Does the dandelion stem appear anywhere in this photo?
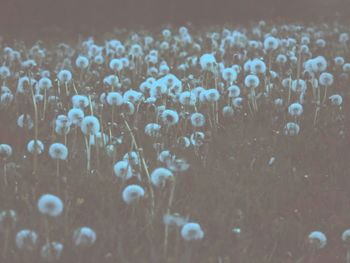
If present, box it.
[164,178,176,259]
[2,228,9,261]
[84,136,91,173]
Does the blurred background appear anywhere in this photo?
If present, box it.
[0,0,349,35]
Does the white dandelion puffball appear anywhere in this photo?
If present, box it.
[291,79,306,93]
[342,229,350,244]
[17,114,34,130]
[0,210,17,231]
[81,116,100,135]
[15,229,38,251]
[284,122,300,136]
[72,95,89,108]
[222,105,234,117]
[163,213,188,227]
[244,74,260,89]
[161,109,179,126]
[106,92,123,106]
[27,140,45,155]
[308,231,327,249]
[151,167,173,187]
[329,94,343,106]
[205,89,220,102]
[49,143,68,160]
[75,55,89,69]
[319,72,334,86]
[227,85,240,98]
[57,69,72,83]
[0,144,13,158]
[190,112,206,128]
[144,123,162,137]
[123,151,140,166]
[68,108,85,125]
[264,36,279,51]
[122,184,145,204]
[190,131,205,146]
[288,103,303,117]
[113,160,133,180]
[109,58,123,71]
[73,227,97,248]
[181,222,205,241]
[199,53,216,71]
[222,68,237,83]
[37,194,64,217]
[40,242,64,262]
[38,77,53,90]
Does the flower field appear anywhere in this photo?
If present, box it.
[1,22,350,262]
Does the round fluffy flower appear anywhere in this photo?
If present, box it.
[179,91,196,106]
[57,70,72,83]
[72,95,89,108]
[73,227,97,248]
[122,184,145,204]
[342,229,350,244]
[40,242,64,262]
[49,143,68,160]
[199,53,216,71]
[163,213,188,227]
[311,56,327,72]
[0,66,10,79]
[222,105,234,117]
[251,59,266,75]
[158,150,172,163]
[0,144,13,158]
[0,210,17,231]
[144,123,162,137]
[38,77,53,91]
[75,55,89,69]
[103,75,120,88]
[106,92,123,106]
[1,92,14,106]
[123,89,142,104]
[81,116,100,135]
[113,160,133,180]
[329,94,343,106]
[37,194,63,217]
[17,114,34,130]
[319,72,334,86]
[308,231,327,249]
[68,108,84,125]
[244,74,260,89]
[288,103,303,117]
[161,109,179,126]
[232,97,243,108]
[291,79,306,93]
[27,140,45,155]
[190,112,205,128]
[123,151,140,166]
[151,167,173,187]
[222,68,237,83]
[15,229,38,251]
[109,58,123,71]
[190,131,205,146]
[227,85,240,98]
[181,222,205,241]
[334,56,344,66]
[205,89,220,102]
[264,36,279,51]
[284,122,300,136]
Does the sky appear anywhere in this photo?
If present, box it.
[0,0,348,33]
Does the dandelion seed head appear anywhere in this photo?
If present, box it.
[37,194,63,217]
